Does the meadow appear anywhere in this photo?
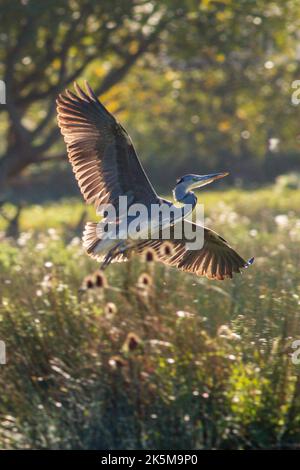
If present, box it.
[0,186,300,449]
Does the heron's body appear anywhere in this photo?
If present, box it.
[57,82,253,280]
[84,194,196,266]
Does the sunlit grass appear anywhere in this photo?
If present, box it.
[0,187,299,232]
[0,187,300,449]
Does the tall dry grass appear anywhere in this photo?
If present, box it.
[0,187,300,449]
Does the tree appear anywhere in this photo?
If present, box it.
[1,0,300,194]
[0,0,182,191]
[117,0,300,186]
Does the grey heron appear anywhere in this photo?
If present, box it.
[57,82,253,280]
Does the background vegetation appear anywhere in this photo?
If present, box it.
[0,0,300,450]
[1,188,300,449]
[1,0,300,197]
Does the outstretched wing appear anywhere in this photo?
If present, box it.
[136,221,248,280]
[56,82,159,211]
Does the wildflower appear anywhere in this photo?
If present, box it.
[228,354,236,361]
[108,355,127,370]
[217,325,232,338]
[231,333,241,341]
[56,283,67,292]
[94,271,108,289]
[48,228,59,240]
[217,325,241,341]
[122,332,142,352]
[41,274,52,292]
[249,229,258,237]
[17,232,32,247]
[176,310,194,319]
[149,339,172,348]
[275,214,289,229]
[268,137,280,152]
[166,358,175,364]
[36,243,45,251]
[68,237,81,247]
[104,302,117,316]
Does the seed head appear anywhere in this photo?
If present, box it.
[123,332,142,352]
[137,273,152,288]
[105,302,117,316]
[160,242,173,257]
[94,271,108,289]
[144,248,156,263]
[83,275,94,289]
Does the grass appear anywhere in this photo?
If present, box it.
[0,187,300,449]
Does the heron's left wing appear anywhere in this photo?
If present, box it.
[135,222,248,280]
[56,82,159,212]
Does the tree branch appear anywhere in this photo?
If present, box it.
[97,16,170,95]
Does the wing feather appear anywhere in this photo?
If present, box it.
[135,221,247,280]
[57,81,159,211]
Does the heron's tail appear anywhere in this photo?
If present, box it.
[82,222,128,265]
[82,222,102,258]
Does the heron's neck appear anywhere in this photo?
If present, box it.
[173,185,197,207]
[167,186,197,226]
[172,187,197,223]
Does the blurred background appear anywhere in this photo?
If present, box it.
[0,0,300,450]
[1,0,300,200]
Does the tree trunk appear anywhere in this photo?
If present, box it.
[0,146,37,192]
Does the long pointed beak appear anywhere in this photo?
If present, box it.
[200,172,229,182]
[212,171,229,181]
[192,172,229,189]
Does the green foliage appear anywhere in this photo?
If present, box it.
[0,0,181,187]
[1,0,300,191]
[0,188,300,449]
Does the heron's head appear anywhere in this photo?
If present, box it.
[176,172,229,192]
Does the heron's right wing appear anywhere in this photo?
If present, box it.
[136,221,248,280]
[57,82,159,212]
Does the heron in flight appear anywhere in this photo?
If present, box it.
[57,82,253,280]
